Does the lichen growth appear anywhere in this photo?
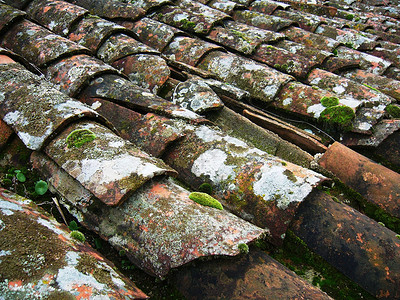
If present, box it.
[238,243,249,254]
[385,104,400,118]
[319,105,355,130]
[189,192,223,210]
[70,230,85,242]
[320,96,339,107]
[66,129,96,148]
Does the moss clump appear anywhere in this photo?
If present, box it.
[320,96,339,107]
[66,129,96,148]
[198,183,213,195]
[385,104,400,118]
[346,14,354,20]
[332,49,338,56]
[189,192,223,210]
[238,243,249,254]
[363,83,380,93]
[70,230,86,242]
[319,105,355,130]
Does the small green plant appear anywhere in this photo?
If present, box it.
[320,96,339,107]
[70,230,85,242]
[68,220,79,231]
[15,170,26,183]
[189,192,223,210]
[396,235,400,240]
[238,243,249,254]
[198,183,213,195]
[35,180,48,195]
[378,222,385,227]
[319,105,355,131]
[363,84,380,93]
[346,14,354,20]
[66,129,96,148]
[385,104,400,118]
[332,49,338,56]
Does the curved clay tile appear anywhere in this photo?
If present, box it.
[207,20,285,55]
[26,0,88,36]
[0,3,26,35]
[0,63,104,150]
[0,188,149,299]
[163,36,223,66]
[31,151,266,277]
[45,54,120,97]
[249,0,291,15]
[69,0,145,20]
[198,51,293,102]
[130,17,183,52]
[1,19,89,68]
[68,16,131,53]
[322,56,361,73]
[273,9,326,32]
[232,10,295,32]
[208,0,245,14]
[1,0,31,9]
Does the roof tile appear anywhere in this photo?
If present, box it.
[232,9,294,32]
[208,0,245,14]
[249,0,291,15]
[0,3,26,35]
[273,9,325,32]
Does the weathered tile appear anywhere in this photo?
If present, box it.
[385,66,400,81]
[320,142,400,218]
[232,10,294,32]
[0,188,149,299]
[164,36,222,66]
[202,78,251,102]
[171,248,333,299]
[178,0,230,22]
[118,0,170,13]
[288,1,337,17]
[45,54,120,97]
[112,54,170,94]
[0,3,25,35]
[79,74,206,122]
[45,120,176,206]
[0,63,102,150]
[69,0,145,20]
[249,0,291,15]
[198,51,293,102]
[163,123,326,245]
[1,19,89,68]
[207,21,284,55]
[172,79,224,113]
[26,0,88,36]
[208,0,245,14]
[273,9,325,32]
[1,0,31,9]
[32,152,266,277]
[281,26,340,52]
[97,33,158,64]
[0,119,13,150]
[342,69,400,102]
[130,17,182,52]
[291,190,400,299]
[322,56,360,73]
[68,16,129,53]
[252,44,317,79]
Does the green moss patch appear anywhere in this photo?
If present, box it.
[385,104,400,118]
[319,105,355,130]
[189,192,223,210]
[66,129,96,148]
[320,96,339,107]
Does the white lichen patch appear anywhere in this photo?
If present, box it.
[253,163,323,210]
[37,218,66,236]
[0,219,5,231]
[307,103,326,118]
[56,266,105,292]
[0,199,23,216]
[171,108,199,120]
[192,149,236,182]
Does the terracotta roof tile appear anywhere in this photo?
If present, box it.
[273,9,326,32]
[249,0,291,15]
[0,3,25,35]
[208,0,245,14]
[232,9,295,32]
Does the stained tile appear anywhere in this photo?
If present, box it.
[232,9,294,32]
[0,3,25,34]
[249,0,291,15]
[273,9,325,32]
[208,0,245,14]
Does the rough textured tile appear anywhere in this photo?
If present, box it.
[120,0,170,12]
[163,36,222,66]
[163,123,326,245]
[0,119,13,150]
[97,33,158,64]
[369,46,400,69]
[112,54,169,94]
[288,1,337,17]
[208,0,245,14]
[319,142,400,219]
[68,16,128,53]
[1,20,89,68]
[249,0,291,15]
[79,74,206,122]
[232,10,294,32]
[0,63,102,150]
[172,79,224,113]
[1,0,31,9]
[171,248,333,299]
[178,0,230,23]
[0,3,25,35]
[45,120,176,206]
[130,17,182,52]
[0,188,148,299]
[207,21,284,55]
[198,51,293,102]
[69,0,145,20]
[322,56,360,73]
[26,0,88,36]
[281,26,340,52]
[273,9,325,32]
[45,54,120,97]
[202,78,251,102]
[252,44,317,79]
[342,69,400,102]
[291,190,400,299]
[32,152,266,277]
